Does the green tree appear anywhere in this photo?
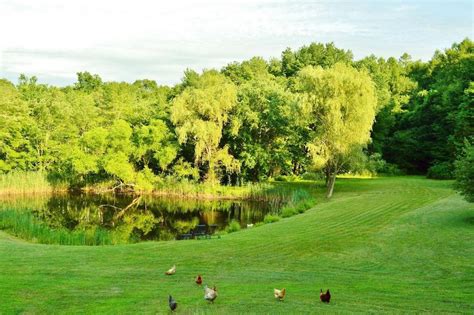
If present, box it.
[294,63,377,198]
[171,70,239,183]
[74,72,103,92]
[133,119,178,171]
[0,79,33,172]
[226,76,299,181]
[282,42,353,77]
[384,39,474,174]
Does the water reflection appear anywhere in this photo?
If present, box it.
[0,193,279,242]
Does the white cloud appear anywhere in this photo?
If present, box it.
[0,0,472,85]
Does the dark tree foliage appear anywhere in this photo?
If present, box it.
[382,39,474,175]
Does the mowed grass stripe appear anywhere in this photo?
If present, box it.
[0,177,472,313]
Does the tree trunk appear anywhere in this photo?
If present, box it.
[325,167,330,186]
[326,172,336,198]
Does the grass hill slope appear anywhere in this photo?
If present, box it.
[0,177,473,313]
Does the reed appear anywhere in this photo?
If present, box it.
[152,180,272,200]
[0,209,115,245]
[0,171,62,195]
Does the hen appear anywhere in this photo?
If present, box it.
[274,288,286,301]
[204,285,218,303]
[320,289,331,303]
[196,275,203,286]
[168,295,177,311]
[165,265,176,275]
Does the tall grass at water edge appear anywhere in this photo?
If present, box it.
[0,171,62,195]
[0,209,116,245]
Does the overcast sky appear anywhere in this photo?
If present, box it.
[0,0,472,86]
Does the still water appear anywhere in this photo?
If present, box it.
[0,193,282,242]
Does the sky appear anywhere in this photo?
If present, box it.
[0,0,472,86]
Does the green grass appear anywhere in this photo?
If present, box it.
[0,171,54,195]
[0,177,472,313]
[0,209,116,245]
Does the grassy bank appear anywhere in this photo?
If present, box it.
[0,177,473,313]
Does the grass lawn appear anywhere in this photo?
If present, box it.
[0,177,473,313]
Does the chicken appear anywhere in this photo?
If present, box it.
[274,288,286,301]
[165,265,176,275]
[204,285,218,303]
[196,275,203,286]
[168,295,177,311]
[320,289,331,303]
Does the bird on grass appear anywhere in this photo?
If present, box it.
[195,275,203,286]
[204,285,218,303]
[165,265,176,275]
[274,288,286,301]
[320,289,331,303]
[168,295,177,311]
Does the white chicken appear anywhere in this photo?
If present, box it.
[204,285,218,303]
[165,265,176,275]
[274,288,286,301]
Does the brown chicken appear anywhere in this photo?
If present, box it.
[274,288,286,301]
[195,275,203,286]
[320,289,331,303]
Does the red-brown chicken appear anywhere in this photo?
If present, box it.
[195,275,202,286]
[320,289,331,303]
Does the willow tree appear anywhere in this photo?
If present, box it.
[171,70,240,183]
[294,63,377,198]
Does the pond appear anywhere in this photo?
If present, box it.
[0,193,284,243]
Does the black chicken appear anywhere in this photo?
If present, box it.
[169,295,177,311]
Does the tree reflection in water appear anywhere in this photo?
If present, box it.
[0,193,280,243]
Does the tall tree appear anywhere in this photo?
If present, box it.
[294,63,377,197]
[171,70,240,183]
[282,42,353,77]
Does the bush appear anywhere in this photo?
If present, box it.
[263,214,280,224]
[365,153,402,176]
[225,220,241,233]
[427,162,454,179]
[301,172,323,181]
[454,141,474,202]
[274,174,301,182]
[281,206,298,218]
[381,163,403,176]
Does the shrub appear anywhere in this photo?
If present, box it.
[274,174,301,182]
[281,206,297,218]
[225,220,241,233]
[427,161,454,179]
[366,153,402,176]
[301,172,323,181]
[263,214,280,224]
[381,163,403,176]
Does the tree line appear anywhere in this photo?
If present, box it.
[0,39,472,198]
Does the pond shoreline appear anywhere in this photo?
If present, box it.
[0,189,265,201]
